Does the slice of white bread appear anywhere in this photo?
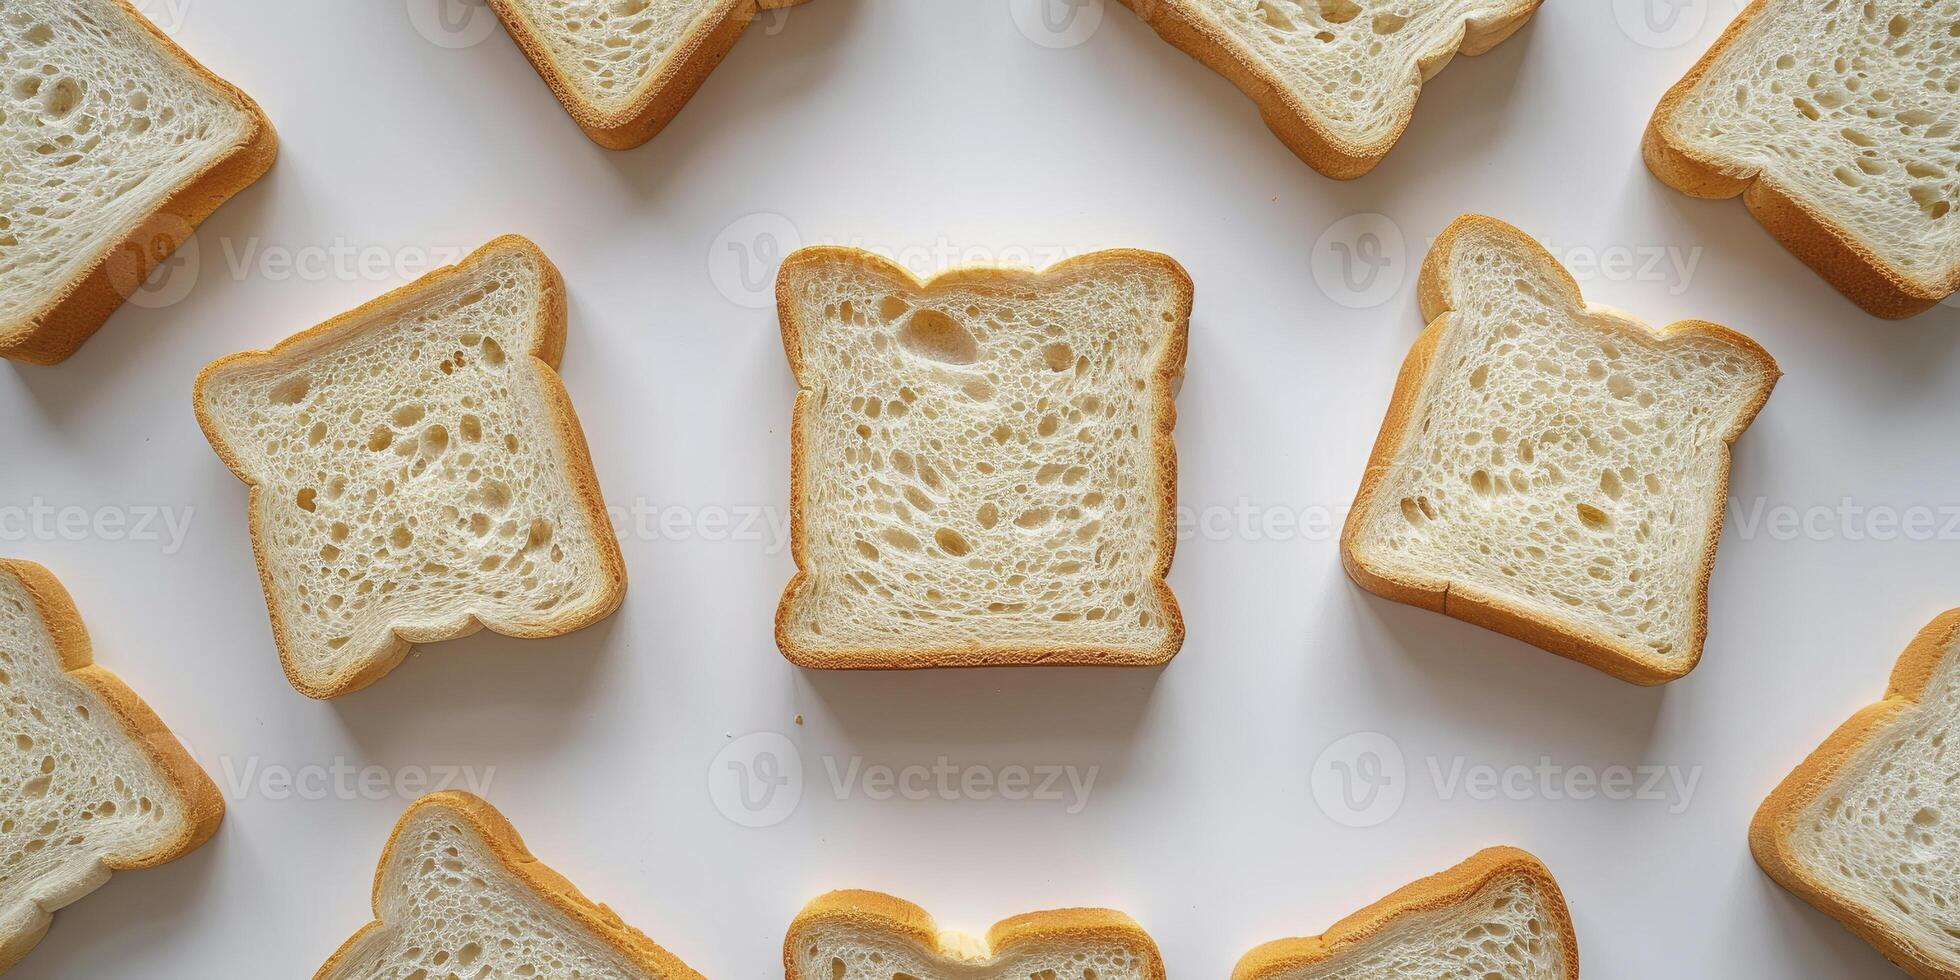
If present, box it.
[1115,0,1542,179]
[1232,847,1578,980]
[785,890,1165,980]
[1753,609,1960,978]
[315,791,704,980]
[1340,214,1779,684]
[0,0,276,364]
[486,0,811,150]
[193,236,625,699]
[1645,0,1960,318]
[774,247,1190,669]
[0,559,222,972]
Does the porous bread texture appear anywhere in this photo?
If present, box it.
[1232,847,1577,980]
[488,0,811,150]
[774,247,1189,669]
[1341,214,1778,685]
[0,559,221,972]
[1646,0,1960,318]
[785,890,1166,980]
[316,791,703,980]
[0,0,274,364]
[194,236,625,699]
[1115,0,1542,178]
[1753,609,1960,978]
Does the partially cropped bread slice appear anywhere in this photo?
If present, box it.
[0,0,276,364]
[194,236,625,699]
[1233,847,1577,980]
[1645,0,1960,318]
[1341,214,1778,685]
[786,890,1165,980]
[0,559,222,972]
[775,247,1190,669]
[1116,0,1542,178]
[486,0,811,150]
[1753,609,1960,978]
[316,791,703,980]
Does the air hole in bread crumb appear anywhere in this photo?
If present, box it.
[898,309,980,364]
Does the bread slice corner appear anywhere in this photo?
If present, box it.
[1232,846,1577,980]
[1751,609,1960,977]
[786,889,1165,980]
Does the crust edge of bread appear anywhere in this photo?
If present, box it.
[313,790,706,980]
[1642,0,1959,320]
[783,889,1167,980]
[0,558,224,972]
[1339,213,1780,686]
[771,245,1191,670]
[190,235,627,700]
[486,0,813,151]
[0,0,279,366]
[1749,608,1960,979]
[1230,845,1578,980]
[1112,0,1544,180]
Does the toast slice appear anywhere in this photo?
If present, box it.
[1340,214,1778,684]
[194,236,625,699]
[0,0,276,364]
[486,0,811,150]
[1115,0,1542,179]
[1645,0,1960,318]
[1752,609,1960,978]
[774,247,1190,669]
[1233,847,1577,980]
[0,559,223,972]
[785,890,1165,980]
[315,791,704,980]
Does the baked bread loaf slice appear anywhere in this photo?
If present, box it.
[1645,0,1960,318]
[1115,0,1542,178]
[486,0,811,150]
[315,791,704,980]
[1340,214,1778,684]
[774,247,1190,669]
[1233,847,1577,980]
[1753,609,1960,978]
[0,559,222,972]
[785,890,1165,980]
[0,0,276,364]
[194,236,625,699]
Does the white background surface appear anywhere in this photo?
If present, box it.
[4,0,1958,976]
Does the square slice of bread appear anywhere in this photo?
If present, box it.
[0,0,276,364]
[1232,847,1578,980]
[1752,609,1960,978]
[785,890,1165,980]
[0,559,222,972]
[487,0,811,150]
[315,791,704,980]
[1645,0,1960,318]
[1340,214,1779,684]
[774,247,1190,669]
[194,236,626,699]
[1116,0,1542,178]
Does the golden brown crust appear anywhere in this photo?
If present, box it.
[1643,0,1956,319]
[1340,213,1779,685]
[487,0,813,151]
[1232,846,1578,979]
[313,791,703,980]
[0,0,278,365]
[772,246,1189,670]
[1750,609,1960,979]
[783,889,1166,980]
[0,559,224,971]
[191,235,627,699]
[1112,0,1542,179]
